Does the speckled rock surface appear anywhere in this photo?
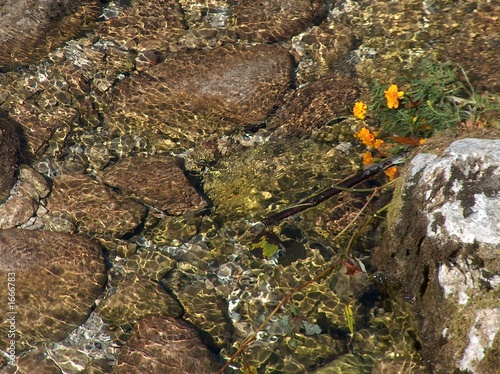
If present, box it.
[97,275,182,327]
[0,117,20,204]
[102,43,293,151]
[96,0,186,53]
[102,155,206,214]
[111,315,221,374]
[229,0,326,42]
[0,229,106,350]
[0,0,101,70]
[271,73,360,137]
[46,173,146,238]
[373,138,500,374]
[97,251,181,327]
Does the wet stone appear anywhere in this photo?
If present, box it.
[0,117,20,204]
[102,155,206,215]
[0,0,101,70]
[96,0,186,53]
[174,280,231,349]
[126,250,176,282]
[229,0,326,43]
[18,165,51,199]
[46,173,146,238]
[290,21,356,85]
[0,196,37,229]
[271,74,360,137]
[112,315,221,374]
[97,275,182,327]
[103,44,293,151]
[0,229,106,350]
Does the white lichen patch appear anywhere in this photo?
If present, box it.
[430,193,500,244]
[438,257,479,305]
[410,139,500,245]
[459,308,500,372]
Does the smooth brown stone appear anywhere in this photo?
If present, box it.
[230,0,326,42]
[103,44,293,150]
[112,315,220,374]
[46,173,146,238]
[0,229,106,350]
[0,0,101,69]
[102,156,206,215]
[271,74,360,137]
[0,117,20,203]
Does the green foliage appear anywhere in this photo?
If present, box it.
[251,235,280,258]
[344,304,355,335]
[370,57,500,138]
[242,365,258,374]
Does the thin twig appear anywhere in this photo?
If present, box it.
[261,154,406,227]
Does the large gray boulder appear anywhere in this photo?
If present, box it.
[374,138,500,374]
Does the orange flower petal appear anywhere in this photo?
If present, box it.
[385,84,404,109]
[353,101,368,120]
[383,166,398,181]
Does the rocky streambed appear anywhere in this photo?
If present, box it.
[0,1,499,373]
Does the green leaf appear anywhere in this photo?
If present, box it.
[242,365,258,374]
[251,236,280,258]
[344,304,355,335]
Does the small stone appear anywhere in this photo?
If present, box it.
[46,173,147,238]
[102,156,206,215]
[97,276,182,326]
[112,315,221,373]
[0,229,106,350]
[0,196,37,229]
[0,117,20,204]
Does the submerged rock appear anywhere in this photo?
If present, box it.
[271,74,360,137]
[374,138,500,373]
[0,0,101,70]
[46,173,146,238]
[0,117,20,204]
[0,229,106,351]
[102,155,206,215]
[112,315,221,373]
[96,0,186,52]
[103,44,293,151]
[229,0,326,42]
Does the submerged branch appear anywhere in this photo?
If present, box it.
[261,153,406,227]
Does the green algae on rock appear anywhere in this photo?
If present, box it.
[0,229,106,351]
[204,136,363,223]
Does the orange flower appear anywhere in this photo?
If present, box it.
[353,101,368,120]
[355,127,384,149]
[385,84,404,109]
[384,166,398,180]
[362,151,374,165]
[419,138,427,145]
